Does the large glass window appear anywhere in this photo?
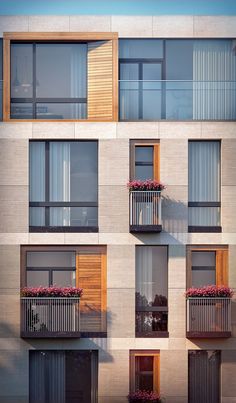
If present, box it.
[136,246,168,336]
[0,39,3,120]
[188,141,221,232]
[29,141,98,231]
[119,39,236,121]
[188,351,220,403]
[11,43,87,119]
[29,350,98,403]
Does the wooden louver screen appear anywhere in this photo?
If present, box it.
[88,40,113,120]
[76,253,106,332]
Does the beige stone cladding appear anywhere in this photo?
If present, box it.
[0,14,236,402]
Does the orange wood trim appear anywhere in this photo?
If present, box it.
[188,245,228,251]
[153,355,160,394]
[153,144,160,181]
[3,38,10,121]
[130,351,160,394]
[3,32,118,41]
[186,246,192,289]
[112,37,118,121]
[216,249,228,286]
[101,252,107,332]
[4,118,115,123]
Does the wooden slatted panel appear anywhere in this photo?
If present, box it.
[216,249,228,286]
[88,40,113,120]
[76,253,106,332]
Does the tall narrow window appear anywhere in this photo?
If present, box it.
[29,141,98,231]
[188,350,220,403]
[188,141,221,232]
[130,350,160,394]
[136,246,168,337]
[29,350,98,403]
[130,140,160,181]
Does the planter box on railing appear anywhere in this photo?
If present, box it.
[186,297,232,338]
[21,297,80,338]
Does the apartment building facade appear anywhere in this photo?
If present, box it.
[0,13,236,403]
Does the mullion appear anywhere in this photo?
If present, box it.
[32,43,36,118]
[45,142,50,227]
[139,62,143,120]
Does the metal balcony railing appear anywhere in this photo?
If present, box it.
[129,190,162,232]
[119,80,236,121]
[21,297,80,338]
[186,297,231,338]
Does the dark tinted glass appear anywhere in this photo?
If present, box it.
[135,165,153,180]
[135,146,153,163]
[36,103,86,119]
[36,44,87,98]
[66,351,93,403]
[10,103,33,119]
[27,251,75,267]
[166,40,193,80]
[0,39,2,80]
[192,251,216,287]
[11,44,33,98]
[119,39,163,59]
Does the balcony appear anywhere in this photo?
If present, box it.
[119,80,236,121]
[21,297,80,338]
[186,297,231,338]
[129,190,162,233]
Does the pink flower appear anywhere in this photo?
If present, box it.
[185,285,234,298]
[127,390,162,402]
[127,179,166,192]
[21,286,83,298]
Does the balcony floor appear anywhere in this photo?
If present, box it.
[130,224,162,233]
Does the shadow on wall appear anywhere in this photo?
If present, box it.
[162,195,188,234]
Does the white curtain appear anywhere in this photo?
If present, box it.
[50,142,70,226]
[189,141,220,226]
[136,246,153,307]
[120,63,139,120]
[193,40,236,120]
[29,142,45,226]
[70,44,87,119]
[29,351,65,403]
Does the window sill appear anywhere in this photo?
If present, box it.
[29,226,99,233]
[188,226,222,233]
[136,331,169,338]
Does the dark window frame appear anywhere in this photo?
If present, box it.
[10,41,87,119]
[135,245,169,338]
[188,140,221,233]
[29,139,98,233]
[129,350,160,394]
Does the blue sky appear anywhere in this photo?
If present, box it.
[0,0,236,15]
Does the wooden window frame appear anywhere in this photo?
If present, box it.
[3,32,118,122]
[21,245,107,336]
[186,245,228,289]
[129,350,160,394]
[130,140,160,181]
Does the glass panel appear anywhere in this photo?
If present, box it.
[27,252,75,268]
[136,311,168,333]
[136,246,168,308]
[166,40,193,80]
[36,103,87,119]
[138,356,153,372]
[142,89,162,120]
[189,207,220,226]
[135,147,153,163]
[52,270,76,287]
[143,63,161,81]
[119,64,139,120]
[120,63,139,80]
[192,270,216,287]
[135,165,153,181]
[50,141,98,204]
[29,207,45,226]
[10,103,33,119]
[192,251,215,267]
[29,142,45,202]
[0,40,2,121]
[36,44,87,98]
[11,44,33,98]
[27,270,49,287]
[50,207,98,227]
[189,141,220,202]
[66,351,93,403]
[166,81,193,120]
[119,39,163,59]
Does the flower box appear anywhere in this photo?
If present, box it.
[127,180,166,192]
[21,286,83,298]
[127,390,162,403]
[185,285,233,299]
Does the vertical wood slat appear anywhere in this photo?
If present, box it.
[153,144,160,181]
[88,40,114,121]
[216,249,228,286]
[76,253,106,332]
[3,38,10,121]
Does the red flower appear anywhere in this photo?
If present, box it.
[127,179,166,192]
[21,286,83,298]
[185,285,233,298]
[127,390,162,402]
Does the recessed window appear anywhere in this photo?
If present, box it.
[188,141,221,232]
[29,141,98,232]
[130,140,160,181]
[130,350,160,394]
[136,246,168,337]
[11,43,87,119]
